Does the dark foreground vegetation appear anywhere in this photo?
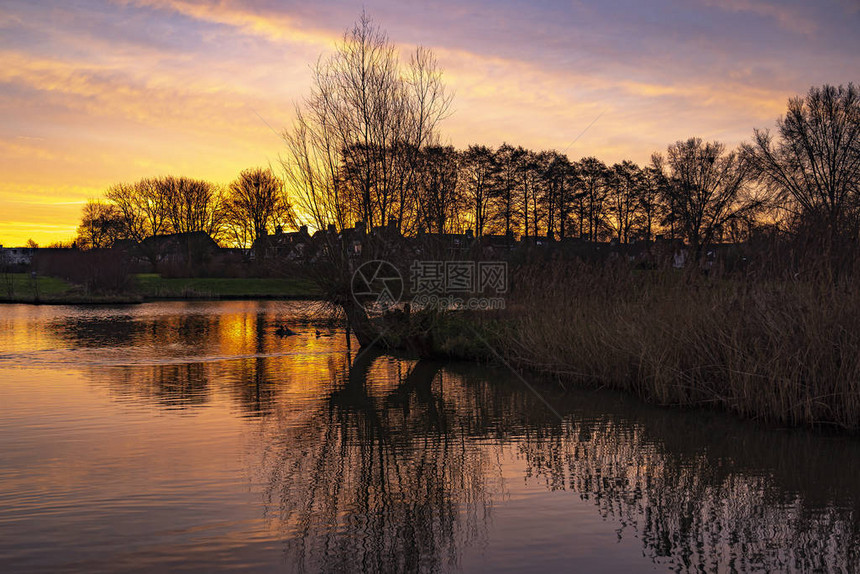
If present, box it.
[505,263,860,431]
[367,246,860,431]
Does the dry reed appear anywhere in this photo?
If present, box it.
[501,261,860,430]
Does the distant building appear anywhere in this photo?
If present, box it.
[251,225,313,260]
[0,246,34,267]
[139,231,221,273]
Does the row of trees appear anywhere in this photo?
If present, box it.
[76,138,763,261]
[378,140,762,255]
[278,14,859,262]
[76,168,292,250]
[77,13,858,271]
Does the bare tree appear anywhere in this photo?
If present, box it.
[224,167,292,249]
[461,145,496,237]
[158,176,225,239]
[280,13,452,343]
[541,151,573,239]
[654,138,761,257]
[283,12,451,234]
[416,146,461,233]
[106,178,169,242]
[744,84,860,255]
[491,144,525,235]
[396,46,452,232]
[639,165,668,241]
[76,200,124,249]
[606,161,645,243]
[575,157,610,240]
[518,150,545,238]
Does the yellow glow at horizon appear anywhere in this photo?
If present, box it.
[0,4,803,247]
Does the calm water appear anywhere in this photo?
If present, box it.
[1,302,859,573]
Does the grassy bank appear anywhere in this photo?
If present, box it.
[0,273,322,303]
[133,274,321,299]
[0,274,127,304]
[489,263,860,431]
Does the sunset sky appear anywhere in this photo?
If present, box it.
[1,0,858,246]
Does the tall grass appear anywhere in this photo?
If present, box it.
[503,261,860,430]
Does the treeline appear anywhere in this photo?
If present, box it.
[362,139,757,251]
[77,168,292,250]
[285,83,859,265]
[279,14,860,268]
[77,11,859,276]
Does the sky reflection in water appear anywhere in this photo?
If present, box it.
[0,301,858,573]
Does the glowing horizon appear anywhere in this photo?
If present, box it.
[1,0,857,246]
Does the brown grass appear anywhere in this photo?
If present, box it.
[502,261,860,430]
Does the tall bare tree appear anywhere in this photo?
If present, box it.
[416,146,461,234]
[639,165,668,241]
[492,144,525,235]
[607,161,644,243]
[541,151,573,239]
[744,84,860,253]
[575,157,610,240]
[518,150,545,238]
[654,138,761,257]
[283,12,451,234]
[461,145,496,237]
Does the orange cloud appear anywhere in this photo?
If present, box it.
[124,0,340,47]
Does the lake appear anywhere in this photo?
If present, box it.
[1,301,858,572]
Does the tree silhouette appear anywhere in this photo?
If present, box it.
[745,83,860,267]
[653,138,761,257]
[224,167,292,250]
[282,12,451,234]
[76,200,124,249]
[606,160,645,243]
[461,145,496,237]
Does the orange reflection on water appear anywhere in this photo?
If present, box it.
[3,301,860,573]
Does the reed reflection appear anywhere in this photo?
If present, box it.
[38,304,860,572]
[259,355,860,573]
[516,414,860,572]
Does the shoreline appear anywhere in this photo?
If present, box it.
[0,293,325,305]
[0,273,323,305]
[4,279,859,435]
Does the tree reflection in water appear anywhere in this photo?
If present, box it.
[46,305,860,572]
[257,353,860,573]
[257,350,504,573]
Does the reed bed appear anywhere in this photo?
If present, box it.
[500,262,860,430]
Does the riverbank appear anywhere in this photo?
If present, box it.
[0,273,323,304]
[411,264,860,432]
[504,264,860,431]
[5,266,860,432]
